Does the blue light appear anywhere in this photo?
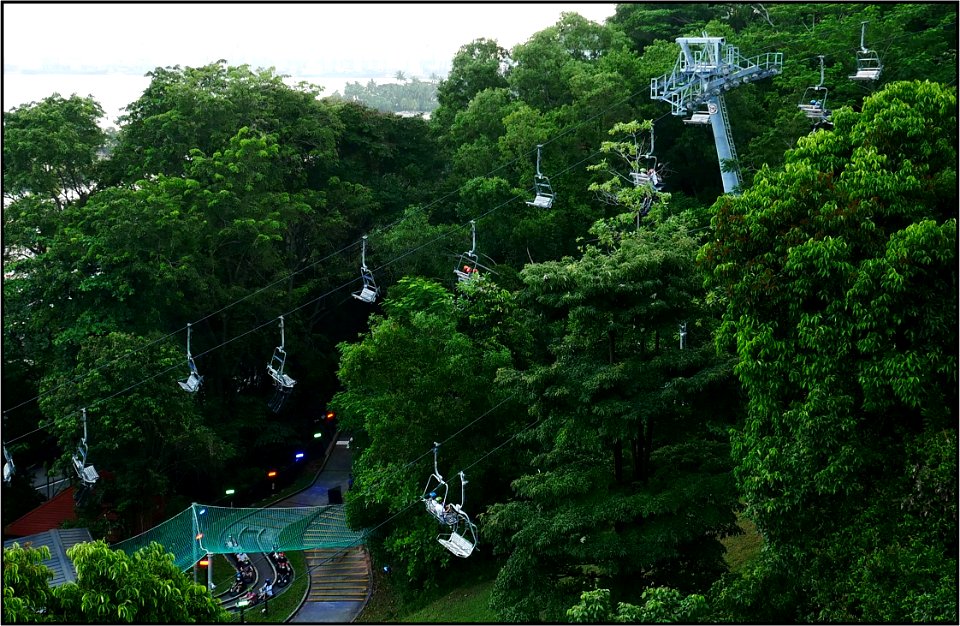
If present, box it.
[198,508,207,515]
[295,452,305,460]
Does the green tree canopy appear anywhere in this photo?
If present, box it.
[2,541,229,623]
[483,209,741,621]
[701,80,957,622]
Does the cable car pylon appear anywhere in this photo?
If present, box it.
[651,34,783,194]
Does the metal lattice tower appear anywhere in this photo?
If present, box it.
[651,35,783,194]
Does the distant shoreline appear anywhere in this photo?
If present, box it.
[4,72,441,128]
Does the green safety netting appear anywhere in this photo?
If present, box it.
[111,504,366,571]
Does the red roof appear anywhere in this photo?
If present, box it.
[4,486,77,538]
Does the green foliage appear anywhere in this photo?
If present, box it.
[3,94,106,210]
[335,77,438,113]
[38,331,232,537]
[3,541,228,623]
[433,38,511,132]
[567,586,710,623]
[3,9,957,625]
[3,543,56,623]
[484,211,741,621]
[701,80,957,622]
[108,62,341,185]
[333,277,523,597]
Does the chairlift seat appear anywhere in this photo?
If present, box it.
[353,285,379,303]
[267,350,296,389]
[353,267,379,303]
[73,454,99,486]
[849,68,881,81]
[438,529,476,558]
[527,193,554,209]
[454,268,477,282]
[80,464,99,485]
[267,365,296,389]
[684,112,712,125]
[631,171,651,186]
[850,50,881,81]
[455,254,479,282]
[798,103,824,116]
[178,371,203,393]
[526,175,555,208]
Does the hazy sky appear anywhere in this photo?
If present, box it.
[3,3,618,75]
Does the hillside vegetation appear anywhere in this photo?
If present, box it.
[3,3,956,623]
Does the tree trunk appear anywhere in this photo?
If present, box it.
[631,436,642,482]
[643,419,654,479]
[613,439,623,484]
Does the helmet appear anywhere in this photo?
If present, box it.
[266,578,272,584]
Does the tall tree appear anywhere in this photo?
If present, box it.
[433,38,511,133]
[332,276,527,594]
[484,211,740,621]
[3,94,106,260]
[701,80,957,622]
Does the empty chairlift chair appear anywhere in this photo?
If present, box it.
[683,103,713,125]
[849,21,882,81]
[526,144,555,209]
[178,322,203,393]
[266,316,296,412]
[3,444,15,484]
[71,409,100,502]
[352,236,380,303]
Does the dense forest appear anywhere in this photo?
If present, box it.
[332,74,440,113]
[2,3,956,623]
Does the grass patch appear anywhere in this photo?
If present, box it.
[404,579,498,623]
[357,562,499,623]
[721,511,763,573]
[212,553,236,590]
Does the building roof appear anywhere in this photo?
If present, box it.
[4,485,77,538]
[3,528,93,587]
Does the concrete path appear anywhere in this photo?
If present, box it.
[275,438,371,623]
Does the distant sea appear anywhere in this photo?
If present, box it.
[4,73,404,127]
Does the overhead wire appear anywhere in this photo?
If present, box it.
[2,139,605,445]
[295,412,541,580]
[9,11,952,441]
[3,75,657,422]
[0,19,848,421]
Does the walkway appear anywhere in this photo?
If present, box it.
[276,438,371,623]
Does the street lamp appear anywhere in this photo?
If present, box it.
[225,488,235,508]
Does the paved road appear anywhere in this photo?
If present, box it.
[279,440,352,508]
[277,438,369,623]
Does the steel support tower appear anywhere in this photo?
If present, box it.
[651,36,783,194]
